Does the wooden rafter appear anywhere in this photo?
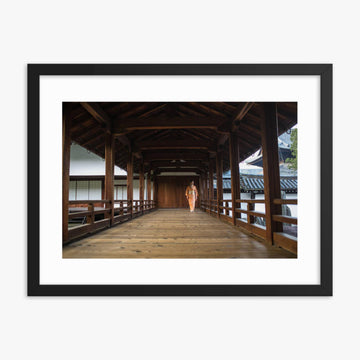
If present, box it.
[156,167,201,173]
[189,102,228,119]
[136,136,217,151]
[150,160,207,168]
[137,103,168,119]
[80,102,111,133]
[81,102,131,149]
[217,102,256,133]
[143,151,209,161]
[112,116,221,133]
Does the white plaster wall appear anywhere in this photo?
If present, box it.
[286,193,298,218]
[70,143,126,176]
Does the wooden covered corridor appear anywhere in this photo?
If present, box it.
[63,101,298,258]
[63,209,295,258]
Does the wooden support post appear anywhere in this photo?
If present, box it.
[203,171,208,210]
[87,203,95,224]
[101,179,105,201]
[261,102,283,244]
[209,160,214,212]
[139,160,144,214]
[248,191,255,224]
[127,152,134,218]
[105,133,115,226]
[216,151,223,218]
[153,174,158,207]
[146,172,152,202]
[229,132,240,225]
[202,173,207,209]
[199,173,203,209]
[62,104,71,244]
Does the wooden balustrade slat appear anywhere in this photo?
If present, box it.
[219,206,232,210]
[68,211,92,219]
[93,208,112,215]
[273,232,297,254]
[69,200,111,205]
[235,199,265,204]
[235,219,266,239]
[235,208,266,218]
[272,215,298,225]
[273,198,298,205]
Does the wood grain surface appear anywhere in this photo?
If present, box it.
[63,209,295,258]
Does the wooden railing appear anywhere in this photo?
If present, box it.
[68,200,111,241]
[272,198,298,254]
[200,197,297,254]
[68,199,156,241]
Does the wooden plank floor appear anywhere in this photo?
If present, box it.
[63,209,296,258]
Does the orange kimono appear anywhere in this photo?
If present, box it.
[185,185,198,212]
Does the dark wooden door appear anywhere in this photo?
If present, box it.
[157,176,199,208]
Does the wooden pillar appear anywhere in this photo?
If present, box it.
[62,104,71,244]
[86,203,95,224]
[199,173,203,209]
[229,132,240,225]
[127,152,133,218]
[105,133,115,226]
[209,160,214,202]
[248,191,255,224]
[216,151,223,218]
[261,102,283,244]
[146,172,152,201]
[101,178,105,201]
[203,170,208,210]
[153,173,158,207]
[139,160,144,213]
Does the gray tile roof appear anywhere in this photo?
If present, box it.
[215,175,297,192]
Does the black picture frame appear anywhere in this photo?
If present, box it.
[28,64,332,296]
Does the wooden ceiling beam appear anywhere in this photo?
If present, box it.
[137,103,168,118]
[237,122,261,137]
[189,102,229,119]
[80,102,131,149]
[150,160,207,168]
[143,151,209,161]
[156,167,201,173]
[217,102,256,132]
[71,123,101,141]
[115,103,154,120]
[80,102,111,134]
[140,145,215,151]
[112,116,221,133]
[176,104,208,118]
[136,139,217,152]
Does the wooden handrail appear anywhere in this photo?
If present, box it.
[199,197,297,252]
[67,198,157,242]
[235,208,266,218]
[68,211,91,219]
[272,214,298,225]
[69,200,111,205]
[273,198,298,205]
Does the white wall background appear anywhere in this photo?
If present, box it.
[1,1,358,360]
[70,143,126,176]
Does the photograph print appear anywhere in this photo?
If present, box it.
[62,101,298,259]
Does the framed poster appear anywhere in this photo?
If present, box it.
[28,64,332,296]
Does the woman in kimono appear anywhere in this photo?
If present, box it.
[185,181,198,212]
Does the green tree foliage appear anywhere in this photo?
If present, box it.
[286,128,297,170]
